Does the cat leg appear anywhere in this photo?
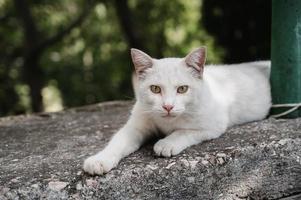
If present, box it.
[154,129,224,157]
[83,115,152,175]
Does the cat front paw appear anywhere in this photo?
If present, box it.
[154,139,184,157]
[83,154,117,175]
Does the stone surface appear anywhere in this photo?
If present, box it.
[0,101,301,200]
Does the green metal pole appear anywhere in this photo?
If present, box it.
[271,0,301,118]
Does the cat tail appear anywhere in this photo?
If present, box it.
[132,72,139,98]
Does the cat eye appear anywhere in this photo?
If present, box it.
[150,85,161,94]
[177,85,189,94]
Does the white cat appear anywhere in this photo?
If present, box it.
[83,47,271,175]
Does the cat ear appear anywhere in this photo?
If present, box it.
[130,48,153,74]
[184,47,207,75]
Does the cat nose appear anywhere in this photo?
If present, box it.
[162,104,174,112]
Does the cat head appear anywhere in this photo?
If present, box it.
[131,47,206,119]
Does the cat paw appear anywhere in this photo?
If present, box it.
[153,139,183,157]
[83,154,117,175]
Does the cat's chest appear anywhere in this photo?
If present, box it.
[153,116,199,135]
[155,121,176,135]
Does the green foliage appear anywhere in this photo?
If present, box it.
[0,0,223,116]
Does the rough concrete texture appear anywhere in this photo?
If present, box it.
[0,101,300,200]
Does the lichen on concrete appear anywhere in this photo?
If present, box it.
[0,101,300,199]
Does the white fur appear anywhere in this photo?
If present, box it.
[83,49,271,175]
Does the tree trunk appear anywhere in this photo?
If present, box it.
[14,0,43,112]
[23,54,44,112]
[113,0,146,51]
[13,0,95,112]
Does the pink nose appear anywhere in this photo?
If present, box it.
[162,104,174,112]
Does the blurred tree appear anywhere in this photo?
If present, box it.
[202,0,271,63]
[13,0,96,112]
[0,0,222,117]
[113,0,146,51]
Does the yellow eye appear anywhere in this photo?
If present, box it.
[177,85,188,94]
[150,85,161,94]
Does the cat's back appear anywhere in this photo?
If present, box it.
[204,61,271,125]
[204,60,270,93]
[205,60,270,78]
